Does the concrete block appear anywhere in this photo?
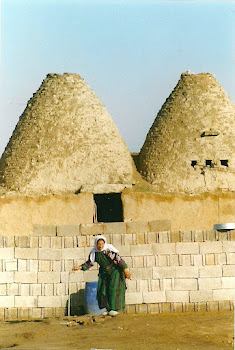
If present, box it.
[0,296,14,307]
[52,260,62,272]
[145,255,156,267]
[182,231,192,242]
[162,279,172,290]
[190,291,213,302]
[152,243,176,255]
[193,231,204,242]
[51,237,63,249]
[31,308,42,319]
[14,272,37,283]
[57,225,80,236]
[153,267,176,279]
[158,255,168,267]
[228,253,235,264]
[148,303,160,314]
[213,289,235,301]
[207,301,219,311]
[17,236,30,248]
[136,232,146,244]
[64,237,74,248]
[43,307,55,318]
[31,284,42,296]
[150,280,161,291]
[0,284,7,295]
[54,283,66,296]
[38,248,62,260]
[38,272,60,283]
[158,232,170,243]
[176,243,199,255]
[18,307,29,319]
[126,280,137,293]
[15,296,37,307]
[122,234,133,245]
[33,225,56,236]
[123,256,132,268]
[0,248,14,260]
[222,265,235,277]
[77,236,86,248]
[84,270,99,282]
[198,278,221,290]
[200,242,222,254]
[175,266,198,278]
[170,232,181,243]
[166,291,189,303]
[168,255,180,266]
[18,260,27,271]
[147,232,158,244]
[80,223,104,236]
[125,305,137,314]
[29,237,39,248]
[133,257,144,268]
[111,234,122,247]
[43,284,54,296]
[192,254,203,266]
[136,304,148,314]
[126,222,149,234]
[137,280,149,292]
[29,260,39,272]
[221,277,235,289]
[55,307,65,318]
[149,220,171,232]
[143,291,166,303]
[125,292,143,305]
[40,237,51,248]
[0,308,4,320]
[39,260,52,272]
[205,254,215,265]
[219,300,232,311]
[199,266,222,278]
[7,283,19,296]
[7,308,18,319]
[15,248,38,260]
[217,253,227,265]
[119,245,131,257]
[130,267,152,280]
[60,271,84,283]
[61,248,85,260]
[181,255,192,266]
[3,237,15,248]
[0,272,13,283]
[130,244,153,256]
[38,296,62,307]
[64,260,74,272]
[20,284,30,296]
[5,260,17,271]
[174,278,198,291]
[205,230,216,241]
[103,222,126,235]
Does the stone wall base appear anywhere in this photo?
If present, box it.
[0,301,233,320]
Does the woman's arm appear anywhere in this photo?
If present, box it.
[106,250,131,279]
[72,254,93,271]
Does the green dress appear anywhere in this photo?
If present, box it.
[81,250,128,311]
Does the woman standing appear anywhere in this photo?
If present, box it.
[72,235,131,316]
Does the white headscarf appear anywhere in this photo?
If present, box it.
[89,235,119,264]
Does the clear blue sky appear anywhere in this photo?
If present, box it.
[1,0,235,156]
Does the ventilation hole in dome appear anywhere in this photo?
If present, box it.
[220,160,228,167]
[206,160,213,167]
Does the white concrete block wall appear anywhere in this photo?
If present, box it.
[0,228,234,319]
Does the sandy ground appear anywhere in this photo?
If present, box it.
[0,311,234,350]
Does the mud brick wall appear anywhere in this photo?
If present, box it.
[0,223,234,320]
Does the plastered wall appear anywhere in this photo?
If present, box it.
[0,224,234,320]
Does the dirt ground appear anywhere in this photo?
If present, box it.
[0,311,234,350]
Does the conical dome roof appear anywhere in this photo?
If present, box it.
[0,73,135,195]
[139,72,235,193]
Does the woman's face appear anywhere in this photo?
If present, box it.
[97,239,105,251]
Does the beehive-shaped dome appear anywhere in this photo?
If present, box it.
[139,72,235,193]
[0,73,135,195]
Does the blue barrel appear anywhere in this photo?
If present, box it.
[85,281,106,315]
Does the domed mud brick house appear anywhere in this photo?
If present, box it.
[0,73,136,223]
[138,72,235,194]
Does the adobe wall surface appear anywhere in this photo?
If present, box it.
[122,192,235,231]
[0,193,94,236]
[0,225,234,319]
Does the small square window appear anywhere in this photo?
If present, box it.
[220,160,228,167]
[191,161,197,167]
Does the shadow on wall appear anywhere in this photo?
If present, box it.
[66,290,86,316]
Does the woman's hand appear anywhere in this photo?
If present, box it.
[72,266,82,271]
[124,269,131,279]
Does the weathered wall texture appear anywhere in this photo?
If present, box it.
[0,227,234,319]
[0,193,94,236]
[0,73,135,195]
[122,192,235,232]
[139,72,235,194]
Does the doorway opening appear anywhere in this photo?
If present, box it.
[94,193,123,223]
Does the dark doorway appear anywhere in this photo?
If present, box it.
[94,193,123,223]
